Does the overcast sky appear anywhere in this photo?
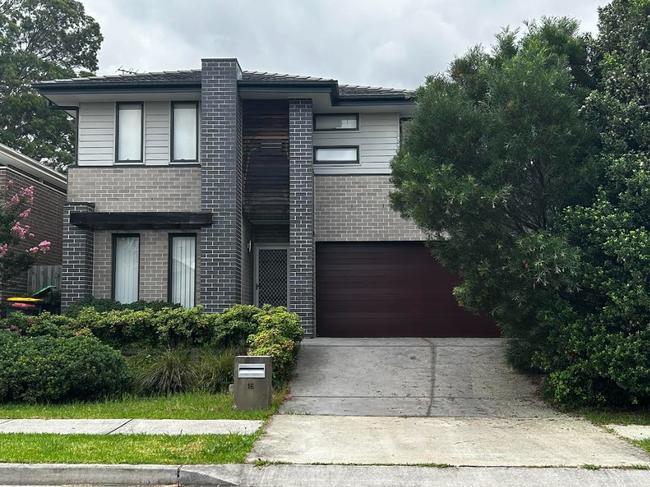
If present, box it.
[80,0,605,89]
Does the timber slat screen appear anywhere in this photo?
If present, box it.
[242,100,290,223]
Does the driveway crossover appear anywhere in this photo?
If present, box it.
[281,338,557,417]
[251,338,650,467]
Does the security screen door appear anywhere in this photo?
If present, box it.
[255,246,288,307]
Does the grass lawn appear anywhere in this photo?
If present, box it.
[579,407,650,426]
[636,439,650,455]
[0,390,285,420]
[0,433,256,464]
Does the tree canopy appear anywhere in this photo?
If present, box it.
[391,1,650,406]
[0,0,102,170]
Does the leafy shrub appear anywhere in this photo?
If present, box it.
[130,348,197,395]
[0,332,129,403]
[151,306,213,347]
[248,328,298,384]
[255,305,304,343]
[61,306,213,349]
[1,311,87,338]
[212,305,261,348]
[65,297,178,317]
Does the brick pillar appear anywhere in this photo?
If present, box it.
[288,99,315,335]
[61,202,94,310]
[200,58,243,312]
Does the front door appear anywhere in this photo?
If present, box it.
[255,245,288,307]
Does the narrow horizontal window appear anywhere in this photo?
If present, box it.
[169,234,196,308]
[172,102,198,162]
[113,235,139,304]
[116,103,143,162]
[314,147,359,164]
[314,113,358,131]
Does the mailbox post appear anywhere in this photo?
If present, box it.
[234,355,272,410]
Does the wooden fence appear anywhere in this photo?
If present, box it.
[27,265,61,293]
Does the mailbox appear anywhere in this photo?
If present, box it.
[233,355,272,410]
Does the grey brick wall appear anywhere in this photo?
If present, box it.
[61,202,94,310]
[67,166,201,212]
[288,99,315,336]
[314,175,425,241]
[200,58,243,312]
[94,230,187,302]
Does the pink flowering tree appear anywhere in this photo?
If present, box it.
[0,181,51,284]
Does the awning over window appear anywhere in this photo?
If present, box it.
[70,212,212,230]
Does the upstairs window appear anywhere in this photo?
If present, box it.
[172,102,198,162]
[314,113,358,131]
[314,146,359,164]
[116,103,143,162]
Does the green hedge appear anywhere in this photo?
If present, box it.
[1,303,304,390]
[0,332,130,403]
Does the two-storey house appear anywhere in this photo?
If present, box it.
[35,58,496,337]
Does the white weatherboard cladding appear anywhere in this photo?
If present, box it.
[145,101,171,165]
[77,101,172,166]
[313,112,400,175]
[77,102,115,166]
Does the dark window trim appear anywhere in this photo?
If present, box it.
[170,101,199,163]
[167,233,197,307]
[111,233,141,303]
[115,102,144,163]
[399,117,412,148]
[71,212,212,230]
[314,145,360,164]
[313,113,359,131]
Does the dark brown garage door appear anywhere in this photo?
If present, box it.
[316,242,499,337]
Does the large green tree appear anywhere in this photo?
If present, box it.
[392,3,650,407]
[534,0,650,405]
[0,0,102,170]
[391,18,596,338]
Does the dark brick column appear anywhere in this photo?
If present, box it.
[288,99,315,335]
[61,202,94,310]
[200,58,243,312]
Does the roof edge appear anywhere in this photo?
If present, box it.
[0,143,67,190]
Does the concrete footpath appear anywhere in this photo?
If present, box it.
[249,415,650,467]
[2,463,650,486]
[0,419,262,435]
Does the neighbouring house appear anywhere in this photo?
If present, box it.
[0,143,67,300]
[34,58,496,337]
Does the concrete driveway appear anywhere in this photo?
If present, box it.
[280,338,556,417]
[250,338,650,467]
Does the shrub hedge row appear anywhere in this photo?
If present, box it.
[0,304,303,403]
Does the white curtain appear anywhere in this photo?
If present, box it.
[171,236,196,307]
[117,104,142,161]
[173,103,197,161]
[114,236,139,303]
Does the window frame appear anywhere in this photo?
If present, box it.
[313,113,359,132]
[167,233,197,307]
[313,145,360,164]
[170,101,199,163]
[111,233,141,303]
[115,102,144,163]
[399,117,412,148]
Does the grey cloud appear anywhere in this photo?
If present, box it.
[81,0,604,89]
